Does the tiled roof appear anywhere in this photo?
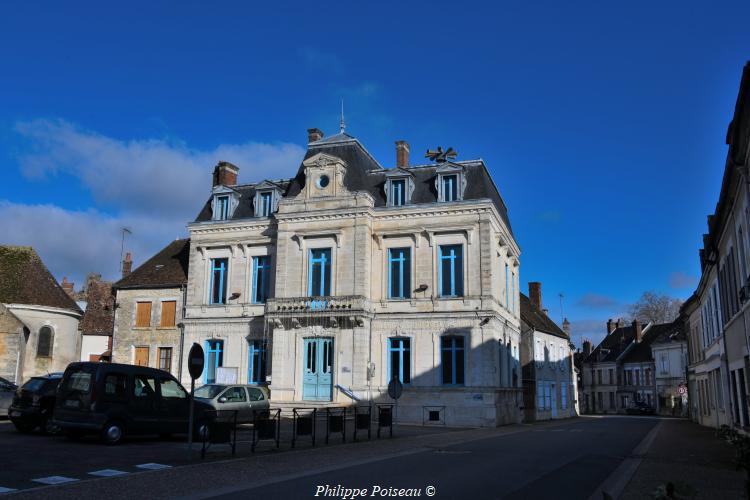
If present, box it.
[78,279,114,335]
[586,325,636,363]
[0,246,82,313]
[193,134,514,233]
[114,239,190,289]
[520,293,568,340]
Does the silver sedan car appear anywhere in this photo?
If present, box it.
[0,377,17,417]
[194,384,270,423]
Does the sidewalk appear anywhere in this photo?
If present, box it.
[621,419,746,499]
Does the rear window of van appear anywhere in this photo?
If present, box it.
[62,369,93,394]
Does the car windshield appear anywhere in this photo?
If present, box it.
[21,378,46,392]
[195,385,225,399]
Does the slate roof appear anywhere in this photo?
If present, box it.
[0,246,82,313]
[78,279,114,335]
[586,325,637,363]
[519,293,568,340]
[194,133,513,232]
[114,239,190,289]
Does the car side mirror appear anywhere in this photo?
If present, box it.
[218,396,227,403]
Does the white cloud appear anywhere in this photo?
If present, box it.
[4,119,306,285]
[668,271,696,289]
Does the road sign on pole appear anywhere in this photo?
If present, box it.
[187,343,204,461]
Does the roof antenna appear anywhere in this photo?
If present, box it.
[340,99,345,134]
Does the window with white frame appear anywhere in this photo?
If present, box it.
[436,166,465,203]
[215,195,230,220]
[385,173,414,207]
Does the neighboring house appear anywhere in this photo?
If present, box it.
[0,246,83,382]
[77,275,114,362]
[682,62,750,431]
[582,319,685,414]
[519,282,576,421]
[651,325,688,416]
[180,127,523,427]
[112,240,189,378]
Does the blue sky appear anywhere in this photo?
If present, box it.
[0,1,748,344]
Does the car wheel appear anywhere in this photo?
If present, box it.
[13,421,35,434]
[42,417,62,436]
[194,422,210,442]
[101,421,125,445]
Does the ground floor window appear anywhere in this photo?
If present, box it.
[205,339,224,384]
[158,347,172,372]
[441,336,465,385]
[561,382,568,409]
[537,381,545,409]
[609,391,615,409]
[388,337,411,384]
[248,340,267,384]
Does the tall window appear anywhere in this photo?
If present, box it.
[259,191,273,217]
[438,245,464,297]
[504,262,509,307]
[390,179,406,206]
[441,174,458,202]
[158,347,172,372]
[441,336,465,385]
[511,271,515,312]
[160,301,176,328]
[561,382,568,409]
[252,256,271,303]
[205,340,224,384]
[217,195,230,220]
[135,301,152,327]
[388,337,411,384]
[248,340,267,384]
[388,248,411,299]
[537,381,545,409]
[209,258,228,304]
[37,326,53,357]
[308,248,332,296]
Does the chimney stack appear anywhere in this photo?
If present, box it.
[632,319,642,342]
[212,161,239,187]
[122,252,133,278]
[583,339,592,357]
[307,128,324,143]
[395,140,410,168]
[528,282,542,310]
[563,318,571,336]
[607,319,615,334]
[61,277,75,297]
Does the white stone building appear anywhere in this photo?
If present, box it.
[180,128,523,427]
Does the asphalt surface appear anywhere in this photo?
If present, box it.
[208,416,658,500]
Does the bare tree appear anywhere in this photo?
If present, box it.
[628,291,683,324]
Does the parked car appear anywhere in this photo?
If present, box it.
[194,384,270,423]
[625,401,655,415]
[53,362,215,445]
[8,374,63,434]
[0,377,18,417]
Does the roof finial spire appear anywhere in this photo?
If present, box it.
[340,99,345,134]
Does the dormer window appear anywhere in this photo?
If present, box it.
[211,189,238,221]
[253,186,280,218]
[436,165,465,203]
[385,170,414,207]
[217,195,230,220]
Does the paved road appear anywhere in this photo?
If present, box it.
[209,417,657,500]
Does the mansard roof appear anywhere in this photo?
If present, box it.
[519,293,568,340]
[114,239,190,290]
[585,325,637,363]
[0,245,82,313]
[193,132,513,232]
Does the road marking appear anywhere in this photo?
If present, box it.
[136,463,171,470]
[570,429,583,432]
[0,487,17,494]
[32,476,79,485]
[89,469,129,477]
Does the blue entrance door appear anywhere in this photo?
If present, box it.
[303,337,333,401]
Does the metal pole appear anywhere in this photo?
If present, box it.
[188,377,195,461]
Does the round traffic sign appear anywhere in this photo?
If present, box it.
[388,377,403,400]
[188,343,205,380]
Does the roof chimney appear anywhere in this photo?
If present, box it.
[61,277,75,297]
[528,282,542,310]
[395,140,410,168]
[563,318,571,335]
[212,161,239,187]
[583,339,592,357]
[122,252,133,278]
[632,319,642,342]
[307,128,324,143]
[607,319,615,334]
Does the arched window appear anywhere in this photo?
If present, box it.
[37,326,53,357]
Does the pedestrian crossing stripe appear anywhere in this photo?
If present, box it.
[0,487,17,494]
[89,469,128,477]
[32,476,79,485]
[135,463,171,470]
